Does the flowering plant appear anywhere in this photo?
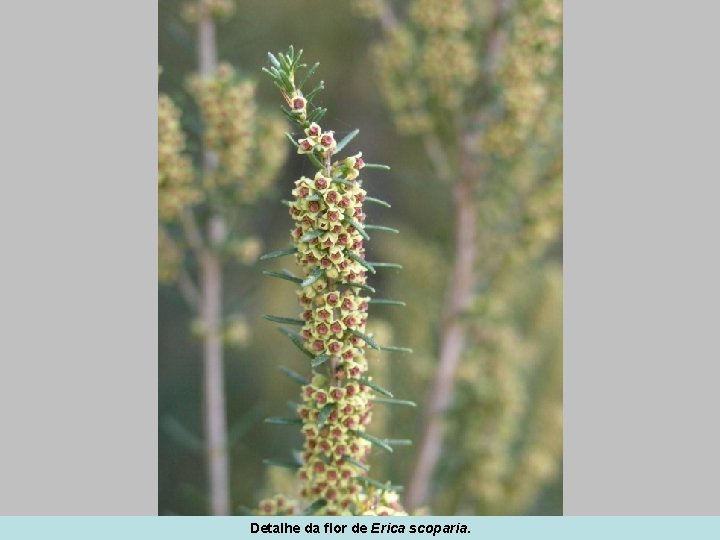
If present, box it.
[258,47,413,516]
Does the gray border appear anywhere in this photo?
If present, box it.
[0,1,157,514]
[564,0,720,515]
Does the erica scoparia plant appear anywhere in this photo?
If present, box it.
[256,47,413,516]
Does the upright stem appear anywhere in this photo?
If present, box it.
[406,149,478,510]
[198,5,229,516]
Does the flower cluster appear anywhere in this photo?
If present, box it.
[483,0,563,157]
[158,94,198,221]
[189,64,287,202]
[260,48,408,517]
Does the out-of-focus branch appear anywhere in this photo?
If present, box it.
[197,1,229,517]
[177,268,200,310]
[407,140,480,509]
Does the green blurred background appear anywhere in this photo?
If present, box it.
[159,0,562,516]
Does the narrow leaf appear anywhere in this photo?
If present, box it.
[262,269,302,284]
[306,193,321,202]
[263,459,301,470]
[356,476,391,491]
[352,430,393,453]
[307,151,325,170]
[342,455,369,472]
[386,439,413,446]
[343,282,376,294]
[267,52,281,68]
[350,329,380,349]
[300,230,323,242]
[311,353,330,368]
[301,267,324,288]
[332,177,354,188]
[278,327,313,358]
[306,81,325,101]
[280,199,292,207]
[347,252,376,274]
[378,345,413,354]
[363,224,399,234]
[285,132,299,148]
[367,262,403,269]
[265,417,302,426]
[299,62,320,90]
[317,403,335,428]
[308,107,327,123]
[354,377,393,398]
[365,196,391,208]
[303,499,327,516]
[372,397,417,407]
[279,366,308,385]
[259,246,297,261]
[363,163,391,170]
[343,217,370,241]
[264,315,304,326]
[335,128,359,154]
[368,298,406,306]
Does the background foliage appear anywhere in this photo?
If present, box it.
[159,0,561,516]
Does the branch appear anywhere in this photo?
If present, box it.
[177,268,200,310]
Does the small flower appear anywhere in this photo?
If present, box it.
[291,95,307,112]
[305,122,322,137]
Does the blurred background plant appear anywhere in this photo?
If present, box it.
[158,0,287,515]
[159,0,561,516]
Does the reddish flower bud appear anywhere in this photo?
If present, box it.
[292,97,306,110]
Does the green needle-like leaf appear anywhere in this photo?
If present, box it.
[353,377,393,398]
[301,267,324,288]
[306,193,321,202]
[350,329,380,349]
[344,282,376,294]
[378,345,414,353]
[267,52,281,68]
[364,224,399,234]
[264,315,304,326]
[342,217,370,241]
[372,397,417,407]
[353,430,393,453]
[284,132,299,148]
[363,163,391,170]
[317,403,335,428]
[300,230,323,242]
[262,269,303,284]
[263,459,301,470]
[306,81,325,101]
[259,246,297,261]
[279,366,308,385]
[299,62,320,90]
[356,476,392,491]
[347,252,376,274]
[386,439,413,446]
[365,196,391,208]
[367,262,403,269]
[307,151,325,169]
[311,353,330,368]
[332,177,354,188]
[342,455,369,472]
[368,298,406,306]
[335,128,359,154]
[265,417,303,426]
[278,327,313,358]
[303,499,327,516]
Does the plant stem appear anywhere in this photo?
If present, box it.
[198,4,229,516]
[406,149,478,510]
